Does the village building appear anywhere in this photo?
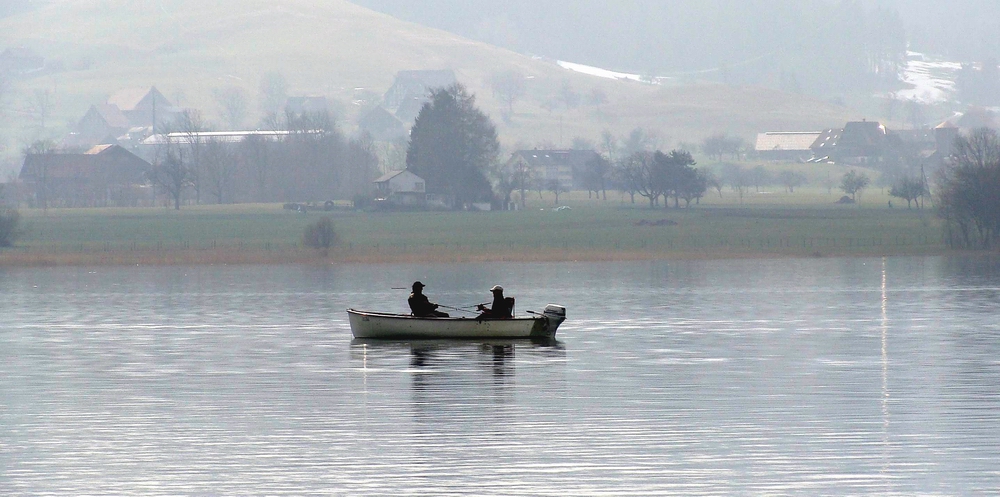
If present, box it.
[17,145,152,208]
[506,149,600,190]
[754,131,822,161]
[357,106,407,141]
[106,86,180,130]
[382,69,457,123]
[832,120,887,164]
[65,104,132,149]
[808,128,842,161]
[373,169,427,208]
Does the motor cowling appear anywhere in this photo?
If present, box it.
[542,304,566,322]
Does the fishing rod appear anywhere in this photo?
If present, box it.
[436,304,478,315]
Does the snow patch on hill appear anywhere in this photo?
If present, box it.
[895,51,962,105]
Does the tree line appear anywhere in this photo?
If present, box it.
[150,110,378,209]
[936,128,1000,249]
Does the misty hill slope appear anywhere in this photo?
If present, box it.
[0,0,858,148]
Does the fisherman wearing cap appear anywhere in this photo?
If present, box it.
[408,281,449,317]
[476,285,513,320]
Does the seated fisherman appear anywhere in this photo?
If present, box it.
[476,285,513,319]
[408,281,449,317]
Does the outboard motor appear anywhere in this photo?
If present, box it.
[542,304,567,328]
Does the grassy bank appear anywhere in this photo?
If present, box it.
[0,189,948,266]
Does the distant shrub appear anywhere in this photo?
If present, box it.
[0,208,22,247]
[303,216,338,251]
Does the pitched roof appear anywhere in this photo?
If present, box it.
[754,132,821,152]
[19,146,150,180]
[85,104,130,129]
[890,129,935,146]
[85,144,115,155]
[374,169,422,183]
[106,86,170,111]
[810,128,841,150]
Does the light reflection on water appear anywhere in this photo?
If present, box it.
[1,257,999,495]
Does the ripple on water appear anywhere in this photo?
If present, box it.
[1,259,1000,495]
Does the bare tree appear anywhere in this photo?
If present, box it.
[889,175,927,209]
[490,156,531,210]
[149,149,194,210]
[599,129,620,162]
[621,127,657,157]
[702,133,744,162]
[704,169,723,198]
[935,127,1000,248]
[559,80,580,109]
[721,163,750,203]
[488,69,525,121]
[587,87,608,113]
[579,153,610,200]
[547,178,568,205]
[213,86,249,130]
[201,139,236,204]
[749,165,772,192]
[777,170,807,193]
[258,71,288,117]
[21,139,56,209]
[613,153,643,204]
[28,88,54,129]
[840,170,871,202]
[239,134,273,201]
[176,110,206,203]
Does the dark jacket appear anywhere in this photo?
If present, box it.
[408,292,438,317]
[478,293,513,319]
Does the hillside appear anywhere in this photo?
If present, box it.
[0,0,860,164]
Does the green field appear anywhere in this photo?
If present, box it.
[1,187,948,265]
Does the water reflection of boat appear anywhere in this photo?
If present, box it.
[349,337,566,365]
[350,337,564,355]
[347,305,566,339]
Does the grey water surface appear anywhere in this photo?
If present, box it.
[2,257,999,495]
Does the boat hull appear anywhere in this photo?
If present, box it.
[347,306,565,339]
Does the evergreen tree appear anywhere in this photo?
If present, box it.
[406,84,499,206]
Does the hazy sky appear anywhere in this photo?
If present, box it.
[353,0,1000,67]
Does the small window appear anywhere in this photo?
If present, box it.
[415,182,424,192]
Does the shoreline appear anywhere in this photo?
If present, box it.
[0,246,957,267]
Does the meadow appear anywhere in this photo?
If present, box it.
[0,186,947,266]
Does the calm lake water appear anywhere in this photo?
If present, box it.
[1,257,999,495]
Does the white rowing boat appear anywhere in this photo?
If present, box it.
[347,304,567,339]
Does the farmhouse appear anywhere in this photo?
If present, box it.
[808,128,841,161]
[754,131,822,161]
[506,149,600,190]
[68,104,131,148]
[358,106,407,141]
[373,169,426,207]
[382,69,457,123]
[833,120,887,164]
[18,145,152,208]
[106,86,179,129]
